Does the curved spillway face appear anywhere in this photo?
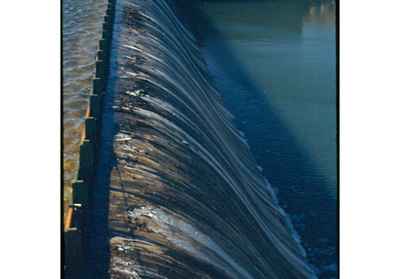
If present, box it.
[106,0,317,278]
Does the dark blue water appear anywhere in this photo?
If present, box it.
[195,0,337,277]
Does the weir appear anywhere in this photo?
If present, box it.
[65,0,318,278]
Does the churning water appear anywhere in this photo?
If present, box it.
[63,0,107,207]
[86,0,325,278]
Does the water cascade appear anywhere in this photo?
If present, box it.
[91,0,318,278]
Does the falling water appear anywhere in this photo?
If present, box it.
[89,0,319,278]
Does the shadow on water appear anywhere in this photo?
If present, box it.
[85,89,114,279]
[174,0,337,277]
[85,28,121,279]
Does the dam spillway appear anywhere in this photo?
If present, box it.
[83,0,319,278]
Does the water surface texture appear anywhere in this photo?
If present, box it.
[63,0,107,207]
[89,0,318,278]
[196,0,337,277]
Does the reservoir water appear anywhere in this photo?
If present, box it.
[195,0,337,277]
[63,0,107,209]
